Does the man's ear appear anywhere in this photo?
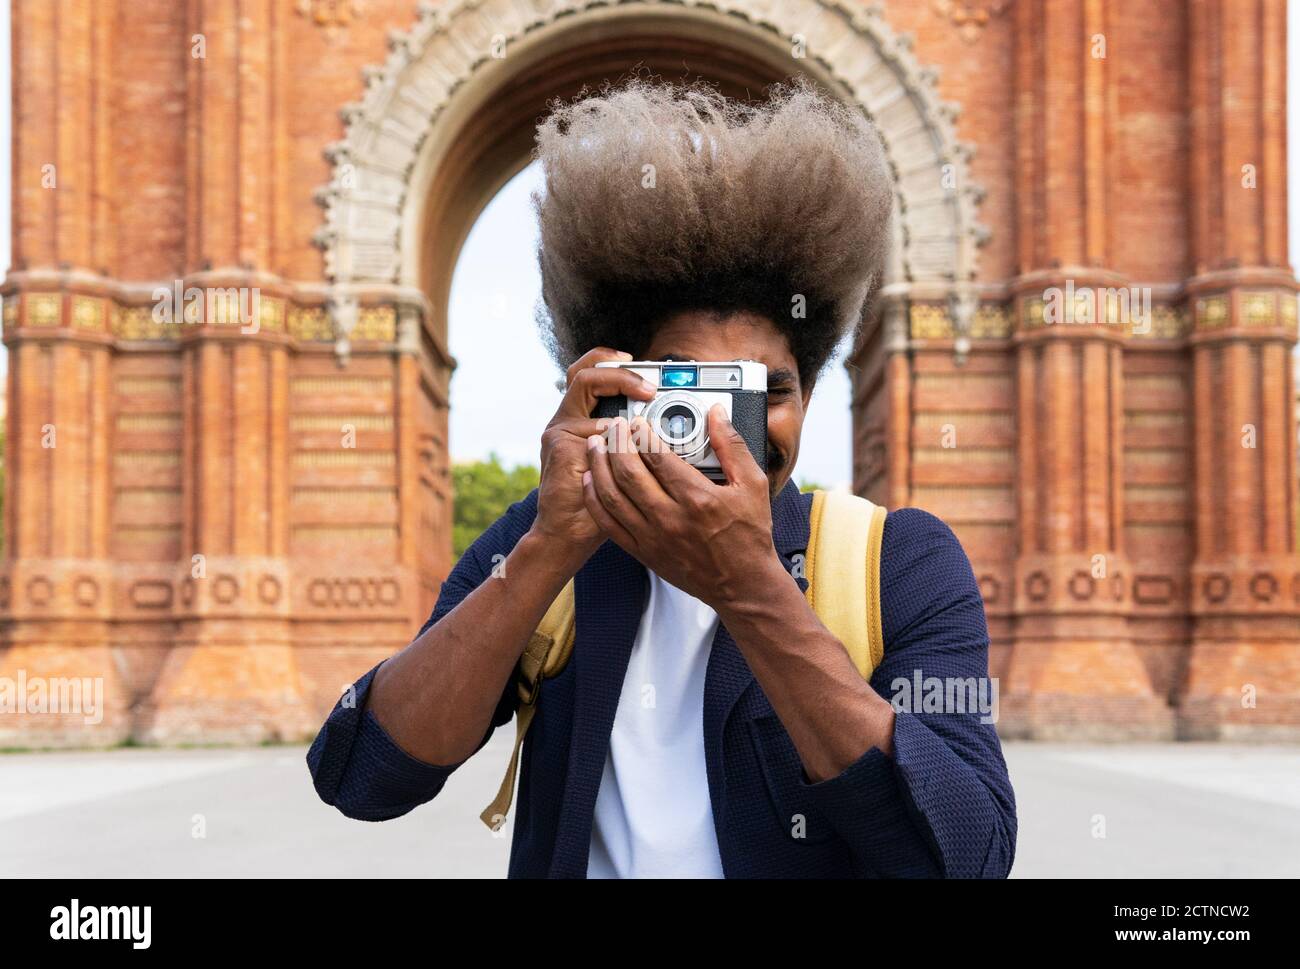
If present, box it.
[800,377,816,409]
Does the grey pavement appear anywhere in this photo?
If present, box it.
[2,736,1298,877]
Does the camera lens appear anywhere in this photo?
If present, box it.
[659,403,697,442]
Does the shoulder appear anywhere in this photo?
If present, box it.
[880,507,969,572]
[877,507,985,649]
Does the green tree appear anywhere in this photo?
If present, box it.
[797,478,827,493]
[452,453,540,559]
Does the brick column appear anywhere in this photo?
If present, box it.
[1000,0,1172,738]
[0,0,125,745]
[135,0,311,742]
[1181,0,1300,739]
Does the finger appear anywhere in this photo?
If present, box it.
[630,415,710,501]
[539,418,616,476]
[559,366,657,420]
[582,469,640,553]
[546,417,621,442]
[587,431,652,535]
[564,347,633,388]
[606,417,674,515]
[707,404,764,487]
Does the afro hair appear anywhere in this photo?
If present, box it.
[531,77,894,387]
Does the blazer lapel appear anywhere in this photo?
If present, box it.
[701,480,811,821]
[548,539,647,878]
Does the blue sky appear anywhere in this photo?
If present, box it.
[1,4,1298,490]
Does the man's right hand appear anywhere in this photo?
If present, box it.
[365,348,656,768]
[530,347,658,562]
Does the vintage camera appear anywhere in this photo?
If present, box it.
[593,360,767,482]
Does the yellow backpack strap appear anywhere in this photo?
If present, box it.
[804,490,887,677]
[479,579,577,830]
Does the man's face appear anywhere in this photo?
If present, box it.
[641,310,812,497]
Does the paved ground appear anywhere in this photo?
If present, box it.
[2,736,1298,877]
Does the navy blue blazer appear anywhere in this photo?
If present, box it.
[307,479,1017,878]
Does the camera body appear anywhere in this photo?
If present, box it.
[593,360,767,482]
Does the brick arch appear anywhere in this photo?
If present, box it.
[313,0,986,345]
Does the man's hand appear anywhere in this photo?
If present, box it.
[530,347,658,567]
[580,405,787,610]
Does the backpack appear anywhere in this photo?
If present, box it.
[480,489,888,830]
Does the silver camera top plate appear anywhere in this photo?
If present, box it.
[594,360,768,390]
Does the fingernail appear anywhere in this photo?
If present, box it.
[582,470,592,486]
[587,434,605,452]
[616,351,634,360]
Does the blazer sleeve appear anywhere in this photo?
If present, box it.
[798,507,1018,878]
[306,489,539,821]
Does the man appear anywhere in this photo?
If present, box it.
[307,79,1016,878]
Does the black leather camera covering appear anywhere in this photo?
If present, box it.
[594,390,767,473]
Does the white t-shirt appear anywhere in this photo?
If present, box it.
[587,571,726,878]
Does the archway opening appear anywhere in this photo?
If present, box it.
[319,0,980,585]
